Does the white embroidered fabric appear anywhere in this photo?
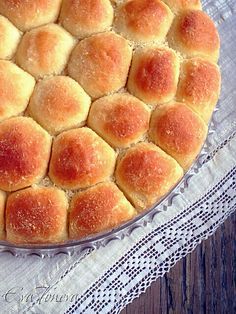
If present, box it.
[0,1,235,313]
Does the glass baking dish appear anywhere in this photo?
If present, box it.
[0,0,230,258]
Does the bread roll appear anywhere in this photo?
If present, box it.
[128,46,179,105]
[0,15,21,60]
[116,142,183,210]
[0,60,35,122]
[115,0,173,43]
[168,10,220,62]
[0,117,52,192]
[16,24,75,79]
[88,93,150,148]
[176,58,221,123]
[0,190,6,240]
[60,0,114,38]
[0,0,62,31]
[6,187,68,244]
[28,76,91,135]
[49,127,116,190]
[162,0,202,13]
[69,182,136,239]
[68,32,132,98]
[149,102,208,170]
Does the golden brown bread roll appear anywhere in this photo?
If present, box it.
[49,127,116,190]
[168,10,220,62]
[69,182,136,239]
[0,0,62,31]
[128,46,179,105]
[0,190,6,240]
[88,93,150,148]
[115,0,173,43]
[176,58,221,123]
[60,0,114,38]
[6,187,68,244]
[16,24,75,79]
[149,102,208,170]
[116,142,183,210]
[28,76,91,135]
[0,60,35,122]
[0,15,21,60]
[162,0,202,13]
[0,117,52,192]
[68,32,132,98]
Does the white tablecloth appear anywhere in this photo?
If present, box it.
[0,1,235,313]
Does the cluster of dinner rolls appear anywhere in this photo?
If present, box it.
[0,0,221,244]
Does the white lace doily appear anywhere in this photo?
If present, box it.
[0,1,235,313]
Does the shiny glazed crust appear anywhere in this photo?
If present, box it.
[0,0,221,244]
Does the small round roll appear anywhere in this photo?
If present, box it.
[115,0,173,43]
[115,142,183,210]
[28,76,91,135]
[49,127,116,190]
[16,24,75,79]
[0,190,6,240]
[0,0,62,31]
[88,93,150,148]
[0,117,52,192]
[176,58,221,123]
[149,102,208,170]
[69,182,136,239]
[127,47,179,105]
[167,10,220,62]
[162,0,202,13]
[0,15,21,60]
[68,32,132,98]
[6,187,68,244]
[0,61,35,122]
[60,0,114,38]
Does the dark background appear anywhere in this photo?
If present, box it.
[121,211,236,314]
